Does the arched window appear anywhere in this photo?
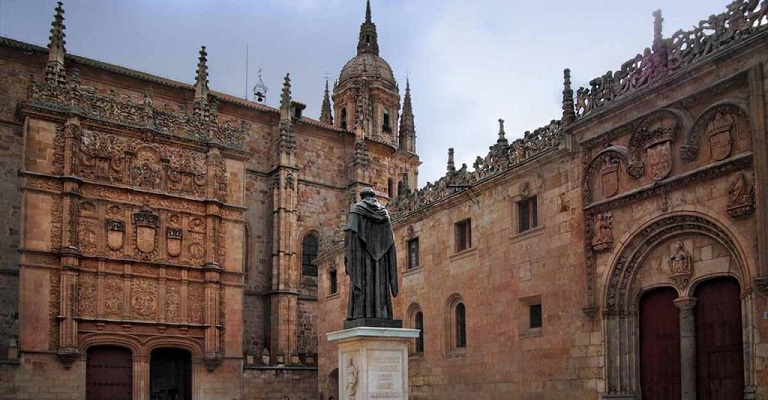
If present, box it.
[302,234,318,277]
[382,109,391,131]
[415,311,424,354]
[387,178,394,198]
[341,108,347,130]
[455,303,466,348]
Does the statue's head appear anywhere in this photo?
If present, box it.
[359,187,376,200]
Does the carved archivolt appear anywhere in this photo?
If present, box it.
[681,102,749,161]
[603,213,747,315]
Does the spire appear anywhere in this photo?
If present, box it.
[194,46,209,101]
[45,2,67,85]
[497,118,508,146]
[357,0,379,55]
[562,68,576,126]
[320,79,333,125]
[399,79,416,152]
[280,73,292,119]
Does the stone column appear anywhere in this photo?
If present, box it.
[133,355,150,400]
[674,297,697,400]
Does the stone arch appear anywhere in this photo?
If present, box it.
[444,293,465,352]
[603,212,750,315]
[301,230,320,278]
[601,211,753,396]
[79,332,144,356]
[680,100,751,161]
[406,302,424,355]
[144,336,204,359]
[582,145,629,205]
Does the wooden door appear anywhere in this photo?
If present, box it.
[695,277,744,400]
[640,287,681,400]
[86,346,133,400]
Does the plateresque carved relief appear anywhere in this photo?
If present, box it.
[626,110,680,180]
[592,212,614,252]
[727,172,755,218]
[668,241,693,289]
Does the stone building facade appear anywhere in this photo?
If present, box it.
[0,1,417,399]
[317,2,768,400]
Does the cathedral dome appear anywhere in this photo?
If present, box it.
[338,52,396,88]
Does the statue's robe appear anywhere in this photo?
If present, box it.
[344,198,398,320]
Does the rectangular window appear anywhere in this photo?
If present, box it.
[518,196,538,232]
[407,238,420,269]
[529,303,542,329]
[455,219,472,252]
[329,270,338,295]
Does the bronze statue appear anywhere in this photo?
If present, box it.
[344,187,399,327]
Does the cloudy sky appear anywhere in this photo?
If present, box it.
[0,0,730,186]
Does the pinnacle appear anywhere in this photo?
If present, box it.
[48,1,66,53]
[280,73,292,110]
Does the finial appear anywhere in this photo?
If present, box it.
[497,118,508,145]
[399,77,416,152]
[653,9,663,45]
[194,46,209,100]
[562,68,576,125]
[280,73,292,111]
[366,0,372,23]
[447,148,456,173]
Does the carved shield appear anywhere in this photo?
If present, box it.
[600,164,619,198]
[709,130,732,161]
[106,220,125,251]
[647,141,672,181]
[133,208,159,254]
[136,226,156,253]
[166,228,182,257]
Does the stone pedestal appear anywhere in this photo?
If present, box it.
[327,327,420,400]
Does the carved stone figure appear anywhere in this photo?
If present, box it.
[344,188,398,325]
[346,357,358,398]
[727,172,755,218]
[591,212,613,252]
[669,241,693,288]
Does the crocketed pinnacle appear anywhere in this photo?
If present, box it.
[398,79,416,152]
[320,79,333,125]
[194,46,209,100]
[357,0,379,56]
[47,2,66,64]
[280,73,292,112]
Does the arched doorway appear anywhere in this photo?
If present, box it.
[328,368,339,400]
[86,345,133,400]
[694,277,744,400]
[639,287,681,400]
[150,348,192,400]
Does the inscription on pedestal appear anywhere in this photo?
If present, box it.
[367,350,403,399]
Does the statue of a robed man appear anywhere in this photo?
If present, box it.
[344,187,399,327]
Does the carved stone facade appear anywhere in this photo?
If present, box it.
[0,2,419,399]
[314,2,768,399]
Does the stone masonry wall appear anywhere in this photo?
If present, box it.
[0,46,41,358]
[243,368,318,400]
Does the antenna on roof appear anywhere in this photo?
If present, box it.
[245,44,249,100]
